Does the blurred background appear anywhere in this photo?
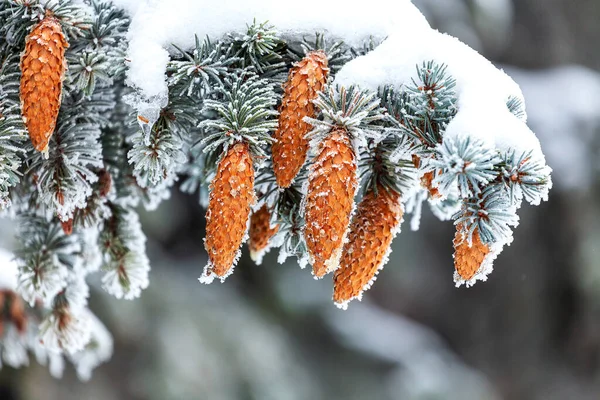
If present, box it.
[2,0,600,399]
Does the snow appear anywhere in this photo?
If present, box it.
[38,307,92,355]
[0,249,18,290]
[115,0,428,98]
[69,309,114,381]
[335,29,544,163]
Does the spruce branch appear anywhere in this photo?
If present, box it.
[431,134,500,198]
[289,32,350,74]
[506,95,526,121]
[454,187,519,246]
[200,71,278,160]
[68,51,111,95]
[0,0,91,47]
[99,203,150,300]
[0,53,26,209]
[497,149,552,206]
[383,62,458,148]
[15,214,80,307]
[306,85,385,147]
[229,20,287,78]
[168,35,238,98]
[360,133,417,197]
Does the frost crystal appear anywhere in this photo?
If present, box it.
[39,307,92,355]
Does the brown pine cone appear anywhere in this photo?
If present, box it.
[61,218,73,235]
[272,51,328,188]
[98,169,112,197]
[304,128,358,278]
[20,15,69,153]
[453,225,490,282]
[248,204,279,264]
[204,142,256,280]
[7,291,27,334]
[333,186,403,307]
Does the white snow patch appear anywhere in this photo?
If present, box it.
[0,249,18,290]
[335,28,543,163]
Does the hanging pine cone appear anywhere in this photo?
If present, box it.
[204,142,256,280]
[333,186,403,307]
[98,169,112,197]
[248,204,279,263]
[304,128,358,278]
[61,218,73,235]
[0,290,27,335]
[20,14,69,153]
[453,225,490,281]
[272,50,328,188]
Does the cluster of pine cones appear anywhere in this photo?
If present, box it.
[18,14,485,309]
[201,50,407,308]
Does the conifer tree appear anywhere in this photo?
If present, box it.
[0,0,552,379]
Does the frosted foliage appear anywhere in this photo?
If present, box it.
[39,307,92,355]
[31,123,104,222]
[47,354,66,379]
[100,207,150,300]
[432,134,500,198]
[1,325,29,369]
[404,188,428,232]
[128,129,186,188]
[69,309,114,381]
[102,251,150,299]
[64,274,90,312]
[17,256,69,307]
[78,229,103,274]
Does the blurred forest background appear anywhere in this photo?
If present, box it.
[1,0,600,399]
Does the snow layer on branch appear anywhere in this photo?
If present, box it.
[335,30,544,163]
[114,0,429,98]
[116,0,544,165]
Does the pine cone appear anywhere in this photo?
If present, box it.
[20,15,69,153]
[453,226,490,281]
[333,186,403,307]
[204,142,255,280]
[272,51,328,188]
[248,204,279,263]
[304,128,357,278]
[98,169,112,197]
[7,291,27,334]
[61,218,73,235]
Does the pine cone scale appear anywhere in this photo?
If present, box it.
[20,16,69,153]
[453,226,490,281]
[204,143,256,278]
[333,187,403,305]
[304,129,358,278]
[248,205,279,262]
[272,51,328,188]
